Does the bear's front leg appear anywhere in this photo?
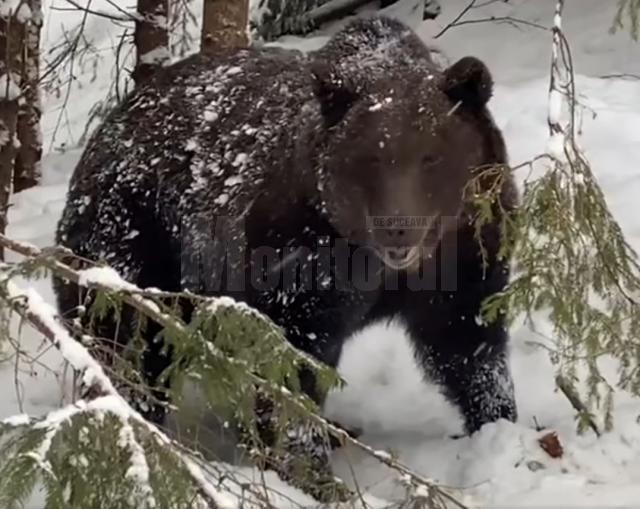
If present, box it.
[402,291,517,435]
[245,370,353,503]
[243,292,370,503]
[428,342,517,435]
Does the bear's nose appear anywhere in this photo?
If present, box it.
[374,223,424,249]
[385,227,406,243]
[386,246,411,262]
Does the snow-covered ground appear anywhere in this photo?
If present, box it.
[3,0,640,507]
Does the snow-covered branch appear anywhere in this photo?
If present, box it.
[0,233,335,379]
[0,232,471,509]
[547,0,566,158]
[0,259,236,508]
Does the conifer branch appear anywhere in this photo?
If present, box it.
[0,232,470,509]
[0,267,234,508]
[463,0,640,434]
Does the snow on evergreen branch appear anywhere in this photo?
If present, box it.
[0,232,472,509]
[0,251,237,508]
[117,413,157,508]
[547,0,566,159]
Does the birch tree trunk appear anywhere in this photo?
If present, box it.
[134,0,170,86]
[13,0,42,193]
[201,0,250,53]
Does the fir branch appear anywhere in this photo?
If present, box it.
[0,271,236,509]
[116,412,157,507]
[0,235,333,382]
[611,0,640,40]
[465,0,640,432]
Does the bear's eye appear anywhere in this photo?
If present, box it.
[422,155,442,168]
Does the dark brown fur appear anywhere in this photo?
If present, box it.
[54,16,518,501]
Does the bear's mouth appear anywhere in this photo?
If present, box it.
[379,246,422,270]
[372,217,442,271]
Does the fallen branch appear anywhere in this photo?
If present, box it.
[555,375,601,437]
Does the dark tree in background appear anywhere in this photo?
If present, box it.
[0,2,43,257]
[201,0,251,52]
[13,0,42,193]
[0,14,20,260]
[251,0,441,41]
[134,0,170,85]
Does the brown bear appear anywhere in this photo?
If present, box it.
[54,16,517,502]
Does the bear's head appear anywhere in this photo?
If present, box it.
[310,52,506,272]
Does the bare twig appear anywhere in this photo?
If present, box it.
[599,72,640,80]
[437,16,548,35]
[103,0,140,24]
[434,0,479,38]
[58,0,139,23]
[434,0,548,38]
[48,0,92,151]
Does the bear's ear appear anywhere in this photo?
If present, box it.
[441,56,493,109]
[310,61,359,127]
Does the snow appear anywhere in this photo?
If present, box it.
[224,175,243,187]
[1,275,123,397]
[369,96,393,112]
[2,0,640,507]
[204,109,219,122]
[118,417,157,508]
[0,0,33,23]
[1,413,31,426]
[547,132,565,160]
[139,46,171,66]
[77,266,138,292]
[548,89,564,127]
[0,73,22,101]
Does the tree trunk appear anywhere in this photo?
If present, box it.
[13,0,42,193]
[201,0,250,53]
[0,10,24,260]
[134,0,170,86]
[0,100,18,261]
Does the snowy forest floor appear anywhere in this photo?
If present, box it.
[3,0,640,507]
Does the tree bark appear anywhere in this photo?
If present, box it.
[201,0,250,53]
[0,10,24,259]
[0,99,18,261]
[134,0,170,86]
[13,0,42,193]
